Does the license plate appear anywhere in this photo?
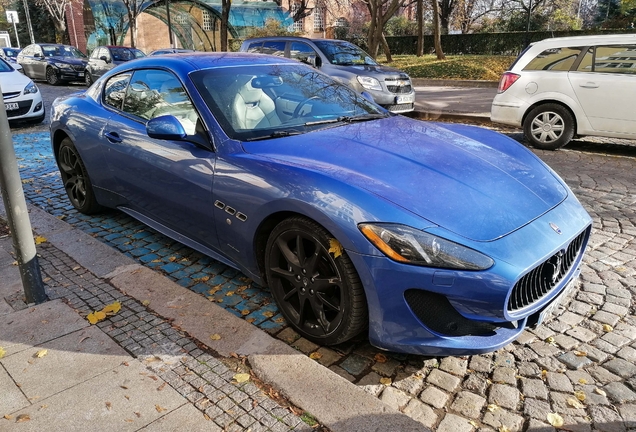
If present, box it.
[396,94,415,104]
[536,278,577,326]
[78,72,84,77]
[4,102,19,111]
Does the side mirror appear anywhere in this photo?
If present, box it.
[146,115,186,140]
[99,56,109,63]
[34,52,42,58]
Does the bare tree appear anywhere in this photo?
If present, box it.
[363,0,405,59]
[431,0,445,59]
[121,0,147,47]
[453,0,501,33]
[416,0,424,55]
[35,0,72,43]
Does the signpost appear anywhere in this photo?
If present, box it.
[6,11,19,48]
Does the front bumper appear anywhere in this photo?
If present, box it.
[57,67,85,82]
[347,193,592,356]
[5,95,44,121]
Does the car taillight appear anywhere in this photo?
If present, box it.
[497,72,520,93]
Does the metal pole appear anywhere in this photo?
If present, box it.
[23,0,35,45]
[11,18,20,48]
[0,83,46,304]
[166,0,174,48]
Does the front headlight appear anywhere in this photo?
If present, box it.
[357,76,382,91]
[359,223,494,270]
[54,62,72,69]
[23,82,38,95]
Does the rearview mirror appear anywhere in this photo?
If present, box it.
[146,115,186,140]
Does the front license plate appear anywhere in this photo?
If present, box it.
[5,102,19,111]
[396,94,415,104]
[536,278,577,326]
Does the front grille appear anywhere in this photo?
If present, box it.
[405,289,498,336]
[386,103,414,113]
[385,77,412,94]
[507,229,587,312]
[6,100,33,118]
[386,85,412,94]
[3,91,21,100]
[72,64,85,72]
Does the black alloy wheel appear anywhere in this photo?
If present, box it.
[46,67,60,85]
[265,217,367,345]
[57,138,102,214]
[85,72,93,86]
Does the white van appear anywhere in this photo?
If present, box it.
[491,34,636,149]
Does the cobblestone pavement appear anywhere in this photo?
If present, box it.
[8,129,636,431]
[2,231,322,432]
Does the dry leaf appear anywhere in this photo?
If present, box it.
[142,300,151,306]
[155,405,166,413]
[246,318,256,323]
[125,419,134,423]
[374,353,388,363]
[102,301,121,315]
[15,414,30,423]
[567,398,584,409]
[469,421,479,427]
[541,370,548,377]
[573,350,587,357]
[34,349,48,358]
[602,324,613,332]
[226,291,235,296]
[4,414,12,420]
[487,404,499,412]
[157,382,166,391]
[499,426,510,432]
[135,412,141,418]
[545,336,555,344]
[574,390,586,401]
[328,238,343,258]
[594,388,606,397]
[379,377,392,385]
[309,352,322,360]
[86,310,107,325]
[547,413,564,428]
[0,347,6,359]
[240,310,249,316]
[34,236,47,244]
[233,373,250,383]
[105,402,112,411]
[210,334,221,341]
[263,311,274,318]
[579,378,588,384]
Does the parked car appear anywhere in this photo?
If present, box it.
[17,43,87,85]
[0,57,44,123]
[240,37,415,113]
[1,47,23,71]
[491,34,636,150]
[148,48,195,56]
[50,52,592,356]
[85,45,145,86]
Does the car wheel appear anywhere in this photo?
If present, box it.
[85,72,93,86]
[523,104,574,150]
[265,217,368,345]
[46,67,60,85]
[56,138,103,214]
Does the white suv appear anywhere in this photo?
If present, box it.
[491,34,636,150]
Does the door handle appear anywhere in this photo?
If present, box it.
[579,82,599,88]
[104,131,122,143]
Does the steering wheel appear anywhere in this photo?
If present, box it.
[292,96,320,118]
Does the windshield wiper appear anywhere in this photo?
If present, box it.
[245,130,303,141]
[304,113,387,127]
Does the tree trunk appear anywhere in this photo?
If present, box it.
[221,0,231,51]
[128,13,136,47]
[431,0,445,60]
[381,33,392,62]
[416,0,423,56]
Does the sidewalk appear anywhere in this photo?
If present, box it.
[0,201,425,431]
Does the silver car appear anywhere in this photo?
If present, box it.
[240,37,415,113]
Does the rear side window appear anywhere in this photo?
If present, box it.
[523,47,584,71]
[246,42,263,53]
[591,45,636,74]
[261,41,285,56]
[290,42,317,63]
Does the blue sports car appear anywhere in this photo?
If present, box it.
[50,53,592,356]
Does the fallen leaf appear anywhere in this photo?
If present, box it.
[487,404,499,412]
[579,378,588,384]
[602,324,613,332]
[105,402,112,411]
[547,413,564,428]
[38,405,48,411]
[574,350,587,357]
[594,388,606,397]
[241,310,249,316]
[102,301,121,315]
[157,383,166,391]
[309,352,322,360]
[246,318,256,323]
[374,353,388,363]
[125,419,134,423]
[86,310,107,325]
[567,398,584,408]
[0,347,5,359]
[263,311,274,318]
[148,376,158,381]
[4,414,12,420]
[15,414,30,423]
[134,412,141,418]
[34,236,47,244]
[233,373,250,383]
[545,336,555,344]
[120,386,128,390]
[210,334,221,341]
[379,377,392,385]
[142,300,151,306]
[574,390,586,401]
[469,421,479,427]
[34,349,48,358]
[155,405,166,413]
[499,426,510,432]
[328,238,343,258]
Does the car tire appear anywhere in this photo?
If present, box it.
[56,138,103,214]
[523,103,575,150]
[46,67,60,85]
[265,216,368,345]
[85,72,93,86]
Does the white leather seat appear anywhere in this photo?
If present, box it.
[231,76,281,130]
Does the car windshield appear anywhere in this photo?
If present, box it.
[111,47,138,61]
[313,41,377,66]
[190,64,386,141]
[0,58,14,72]
[3,48,20,58]
[42,45,86,58]
[132,49,146,58]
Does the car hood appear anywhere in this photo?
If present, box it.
[0,70,33,92]
[337,63,408,78]
[242,116,568,241]
[49,56,87,65]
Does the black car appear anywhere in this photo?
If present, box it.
[17,43,87,85]
[85,45,145,86]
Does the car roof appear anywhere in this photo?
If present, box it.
[532,33,636,48]
[243,36,350,44]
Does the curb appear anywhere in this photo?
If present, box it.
[0,200,427,432]
[411,78,498,88]
[407,110,493,125]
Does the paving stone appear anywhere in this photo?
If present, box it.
[327,365,355,382]
[546,372,574,392]
[518,361,542,377]
[371,357,401,377]
[403,399,438,428]
[469,355,493,373]
[339,353,372,376]
[488,384,520,410]
[514,331,537,345]
[482,408,524,432]
[427,369,461,392]
[593,338,620,354]
[521,378,549,400]
[577,385,610,405]
[463,374,488,394]
[549,392,588,418]
[527,419,556,432]
[493,352,515,368]
[576,343,609,363]
[602,302,630,317]
[529,341,561,357]
[311,346,341,368]
[618,404,636,428]
[523,398,552,419]
[440,357,468,376]
[379,386,411,411]
[604,382,636,403]
[553,334,580,350]
[492,367,517,385]
[566,326,598,343]
[589,405,626,432]
[358,372,384,396]
[602,332,631,348]
[558,352,594,370]
[558,312,586,327]
[559,415,593,432]
[603,358,636,379]
[617,345,636,362]
[566,370,595,387]
[393,374,426,396]
[593,311,622,326]
[451,391,486,418]
[291,338,319,354]
[420,385,450,409]
[437,413,475,432]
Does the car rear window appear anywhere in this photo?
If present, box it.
[523,47,584,71]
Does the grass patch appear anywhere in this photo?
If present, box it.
[380,55,517,81]
[300,412,319,426]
